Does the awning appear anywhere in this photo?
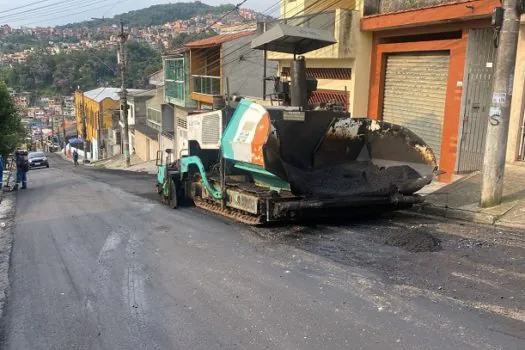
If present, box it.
[251,23,336,54]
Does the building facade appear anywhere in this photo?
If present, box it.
[75,87,144,160]
[361,0,499,181]
[267,0,372,116]
[161,31,278,158]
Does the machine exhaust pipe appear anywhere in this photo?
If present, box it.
[290,56,307,109]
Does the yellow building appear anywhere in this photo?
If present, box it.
[268,0,371,117]
[74,87,130,160]
[75,88,119,143]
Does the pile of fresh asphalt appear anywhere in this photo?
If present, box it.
[288,162,422,197]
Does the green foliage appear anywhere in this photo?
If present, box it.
[2,42,161,96]
[59,1,236,29]
[0,33,79,54]
[0,82,25,159]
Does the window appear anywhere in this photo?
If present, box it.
[165,58,185,102]
[147,108,161,126]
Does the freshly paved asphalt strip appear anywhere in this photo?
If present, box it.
[0,155,523,349]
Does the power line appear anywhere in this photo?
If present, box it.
[166,0,250,53]
[219,0,345,70]
[0,0,84,21]
[19,0,128,27]
[5,1,111,25]
[191,0,345,77]
[183,0,305,71]
[0,0,55,15]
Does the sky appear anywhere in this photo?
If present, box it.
[0,0,278,28]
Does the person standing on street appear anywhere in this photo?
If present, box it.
[15,150,29,190]
[73,149,79,167]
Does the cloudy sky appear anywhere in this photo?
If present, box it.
[0,0,278,27]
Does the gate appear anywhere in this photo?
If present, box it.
[457,28,496,173]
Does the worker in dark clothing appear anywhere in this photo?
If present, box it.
[73,149,79,166]
[15,150,29,190]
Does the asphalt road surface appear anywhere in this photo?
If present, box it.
[1,154,524,349]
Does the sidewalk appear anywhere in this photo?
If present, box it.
[413,164,525,229]
[58,150,158,175]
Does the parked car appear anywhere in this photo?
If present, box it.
[28,152,49,169]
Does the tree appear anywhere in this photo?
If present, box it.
[0,82,25,159]
[2,42,162,96]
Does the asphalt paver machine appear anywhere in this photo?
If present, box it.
[156,24,438,224]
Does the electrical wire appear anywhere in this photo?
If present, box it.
[198,0,343,68]
[0,0,55,15]
[9,0,127,26]
[0,0,87,21]
[190,0,346,77]
[19,0,132,27]
[185,0,311,71]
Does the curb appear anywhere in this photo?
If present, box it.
[410,203,498,226]
[0,192,16,321]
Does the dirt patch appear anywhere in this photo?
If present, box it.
[373,227,442,252]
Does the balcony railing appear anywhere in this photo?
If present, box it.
[192,75,221,96]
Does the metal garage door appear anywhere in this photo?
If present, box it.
[382,52,450,162]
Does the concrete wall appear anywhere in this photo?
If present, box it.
[135,130,159,162]
[267,8,373,117]
[507,15,525,163]
[348,17,373,118]
[222,35,279,99]
[268,10,359,61]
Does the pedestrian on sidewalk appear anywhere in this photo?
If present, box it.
[73,149,79,167]
[15,150,29,190]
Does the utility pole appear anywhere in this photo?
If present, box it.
[51,110,55,146]
[481,0,521,207]
[61,97,66,155]
[81,91,88,163]
[118,19,131,167]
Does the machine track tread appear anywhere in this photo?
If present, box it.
[194,197,263,226]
